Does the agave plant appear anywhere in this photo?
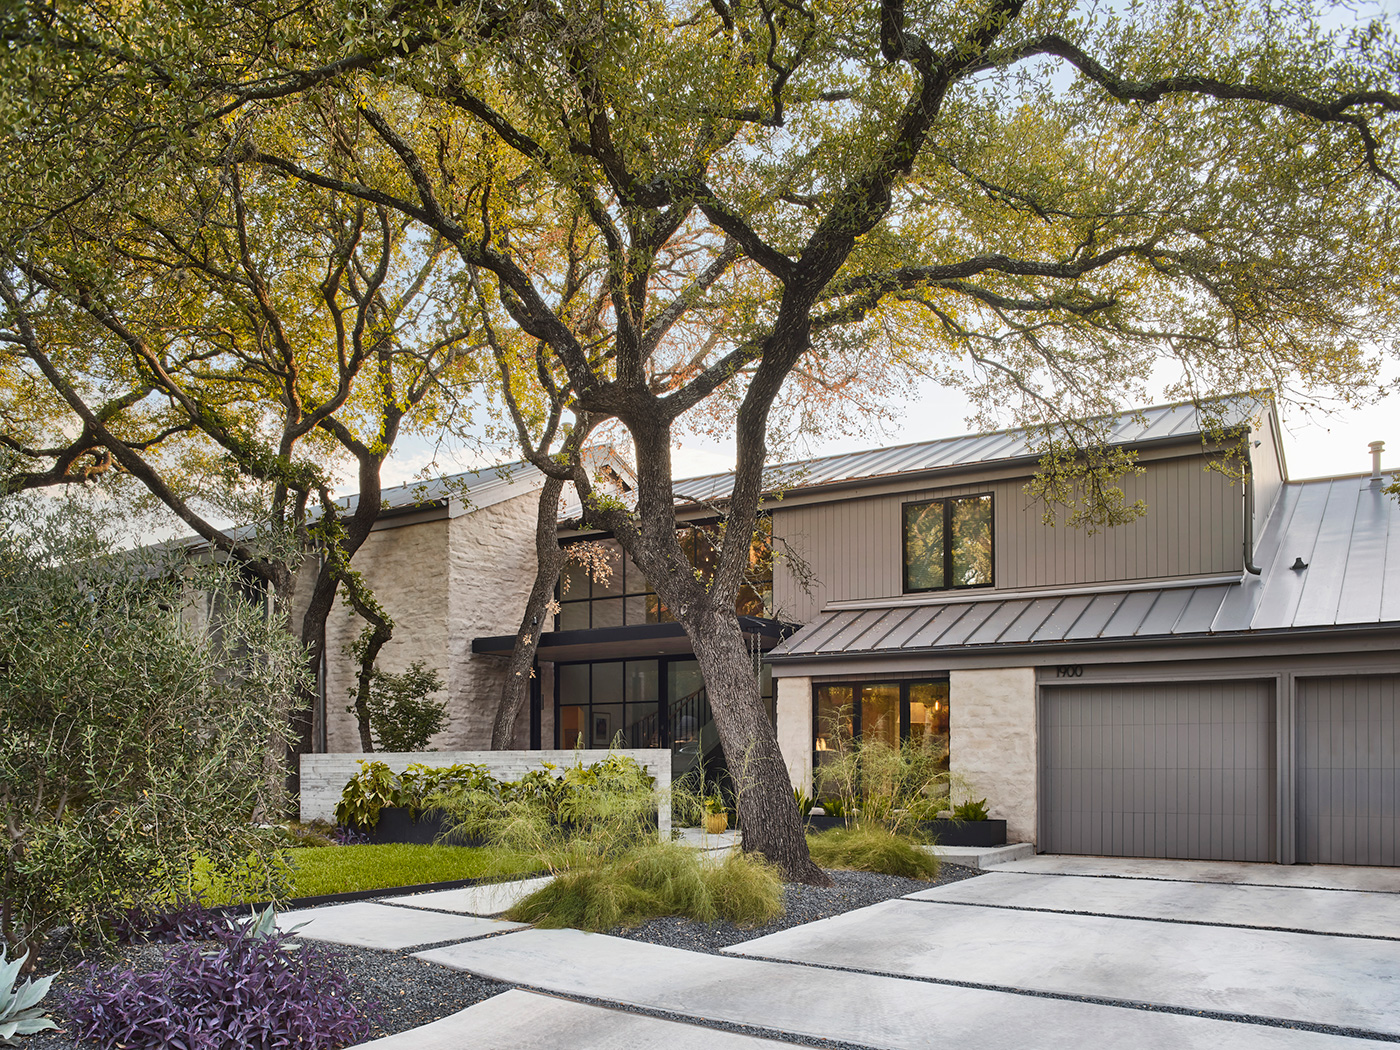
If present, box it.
[0,950,57,1045]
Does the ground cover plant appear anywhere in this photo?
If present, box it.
[0,496,303,963]
[805,826,941,881]
[58,920,374,1050]
[279,844,545,900]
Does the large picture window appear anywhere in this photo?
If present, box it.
[902,494,993,592]
[812,679,951,776]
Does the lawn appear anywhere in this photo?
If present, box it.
[285,844,546,898]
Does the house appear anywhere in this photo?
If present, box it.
[326,395,1399,868]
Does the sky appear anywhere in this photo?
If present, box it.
[373,380,1400,496]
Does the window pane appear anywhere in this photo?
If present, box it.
[624,594,648,625]
[593,545,624,597]
[860,684,900,748]
[647,593,673,623]
[951,496,993,587]
[814,685,854,756]
[908,681,951,769]
[558,664,589,705]
[591,597,624,629]
[558,601,590,631]
[625,660,659,704]
[591,662,624,704]
[558,705,587,749]
[903,501,945,591]
[623,703,661,747]
[560,563,591,601]
[623,557,650,596]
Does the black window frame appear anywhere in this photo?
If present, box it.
[811,677,951,777]
[901,493,994,594]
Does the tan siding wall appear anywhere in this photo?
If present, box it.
[772,454,1244,623]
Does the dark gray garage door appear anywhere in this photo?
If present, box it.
[1042,681,1276,861]
[1296,674,1399,867]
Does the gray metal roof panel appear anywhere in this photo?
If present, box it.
[907,602,990,648]
[1099,589,1163,637]
[998,596,1064,644]
[1382,490,1400,623]
[1135,586,1194,636]
[1335,486,1390,625]
[1031,594,1095,641]
[1290,478,1360,627]
[963,600,1032,645]
[1174,585,1233,634]
[1061,592,1128,640]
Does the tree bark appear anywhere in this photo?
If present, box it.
[491,473,567,749]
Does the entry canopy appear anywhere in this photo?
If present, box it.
[473,616,795,663]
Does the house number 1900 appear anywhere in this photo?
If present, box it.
[1055,665,1084,677]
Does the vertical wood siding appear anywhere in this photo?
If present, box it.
[771,454,1243,623]
[1040,680,1276,862]
[1296,674,1400,867]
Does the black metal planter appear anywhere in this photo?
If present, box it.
[918,818,1007,847]
[369,807,482,846]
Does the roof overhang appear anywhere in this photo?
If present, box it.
[472,616,797,662]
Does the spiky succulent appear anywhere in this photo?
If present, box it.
[0,950,57,1045]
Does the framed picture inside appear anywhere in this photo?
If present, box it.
[592,712,612,746]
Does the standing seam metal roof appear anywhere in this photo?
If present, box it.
[769,473,1400,659]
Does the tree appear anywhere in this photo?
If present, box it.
[0,131,485,765]
[2,0,1396,878]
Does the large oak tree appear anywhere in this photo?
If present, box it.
[3,0,1397,876]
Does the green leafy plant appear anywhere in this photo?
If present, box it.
[806,825,941,880]
[793,789,815,820]
[334,761,401,831]
[336,761,500,832]
[349,660,448,753]
[703,794,726,816]
[0,495,301,961]
[952,798,990,822]
[819,797,847,819]
[0,949,56,1044]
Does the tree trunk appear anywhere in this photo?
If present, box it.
[686,608,830,884]
[491,473,567,748]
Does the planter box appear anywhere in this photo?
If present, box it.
[369,807,482,846]
[805,814,847,833]
[918,818,1006,847]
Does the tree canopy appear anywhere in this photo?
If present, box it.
[1,0,1396,875]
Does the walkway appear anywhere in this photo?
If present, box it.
[278,856,1400,1048]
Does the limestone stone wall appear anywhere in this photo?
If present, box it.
[323,518,451,753]
[445,492,540,749]
[776,675,813,792]
[949,667,1037,845]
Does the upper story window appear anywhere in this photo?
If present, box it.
[556,520,773,630]
[902,494,994,592]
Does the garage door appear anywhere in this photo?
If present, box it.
[1296,675,1399,867]
[1042,681,1276,861]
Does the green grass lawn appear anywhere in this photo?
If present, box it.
[285,844,545,898]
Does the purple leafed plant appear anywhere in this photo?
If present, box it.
[332,824,370,846]
[58,926,375,1049]
[112,896,227,945]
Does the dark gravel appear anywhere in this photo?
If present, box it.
[22,865,978,1048]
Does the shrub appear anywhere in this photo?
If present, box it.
[952,797,990,821]
[503,841,783,931]
[350,659,447,753]
[813,708,952,835]
[806,825,941,880]
[58,924,374,1050]
[112,897,226,946]
[0,496,302,960]
[334,761,494,831]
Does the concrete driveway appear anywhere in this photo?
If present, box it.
[393,856,1400,1049]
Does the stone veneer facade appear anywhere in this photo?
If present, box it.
[322,490,540,753]
[948,666,1037,845]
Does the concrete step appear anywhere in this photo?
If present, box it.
[727,897,1400,1038]
[351,988,795,1048]
[415,928,1388,1049]
[276,901,525,950]
[928,841,1034,869]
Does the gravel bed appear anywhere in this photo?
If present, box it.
[23,864,979,1049]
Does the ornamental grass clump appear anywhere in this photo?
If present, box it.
[504,841,783,931]
[58,923,374,1050]
[805,824,941,880]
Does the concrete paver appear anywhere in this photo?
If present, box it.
[726,898,1400,1036]
[999,854,1400,892]
[906,870,1400,938]
[927,843,1033,869]
[276,901,526,950]
[388,877,554,916]
[415,928,1393,1049]
[349,988,795,1048]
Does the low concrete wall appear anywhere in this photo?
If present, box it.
[949,667,1037,845]
[300,749,672,835]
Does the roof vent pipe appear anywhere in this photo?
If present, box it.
[1370,440,1386,487]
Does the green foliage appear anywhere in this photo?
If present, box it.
[792,788,815,821]
[813,712,951,836]
[350,659,448,754]
[952,798,991,822]
[334,761,494,829]
[0,495,302,959]
[282,844,542,899]
[0,949,56,1044]
[503,842,782,931]
[806,826,941,881]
